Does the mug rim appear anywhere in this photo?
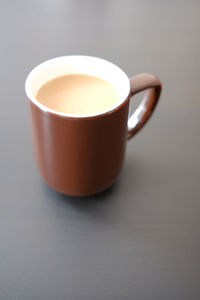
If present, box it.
[25,55,131,119]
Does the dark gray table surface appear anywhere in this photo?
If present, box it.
[1,1,200,299]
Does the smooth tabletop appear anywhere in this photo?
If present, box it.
[0,1,200,299]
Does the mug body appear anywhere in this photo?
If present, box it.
[25,56,130,196]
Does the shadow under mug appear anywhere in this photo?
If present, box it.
[25,56,161,196]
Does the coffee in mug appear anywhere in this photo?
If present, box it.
[36,74,120,115]
[25,56,161,196]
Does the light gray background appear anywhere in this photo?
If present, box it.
[0,1,200,299]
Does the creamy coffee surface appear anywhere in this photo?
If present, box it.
[36,74,120,115]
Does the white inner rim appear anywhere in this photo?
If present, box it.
[25,55,130,118]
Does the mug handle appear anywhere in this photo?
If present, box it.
[127,73,162,140]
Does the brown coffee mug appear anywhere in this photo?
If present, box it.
[25,56,161,196]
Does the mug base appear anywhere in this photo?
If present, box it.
[43,177,119,197]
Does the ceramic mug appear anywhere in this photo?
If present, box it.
[25,56,161,196]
